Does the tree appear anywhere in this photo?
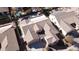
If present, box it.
[63,35,74,47]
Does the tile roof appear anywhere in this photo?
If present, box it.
[19,15,60,46]
[52,11,79,25]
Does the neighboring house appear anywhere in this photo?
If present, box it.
[49,11,79,36]
[58,7,79,15]
[0,7,9,12]
[0,23,19,51]
[18,15,60,50]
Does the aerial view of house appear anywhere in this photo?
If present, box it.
[0,7,79,51]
